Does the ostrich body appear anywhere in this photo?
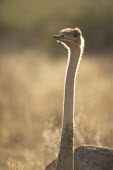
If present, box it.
[44,28,113,170]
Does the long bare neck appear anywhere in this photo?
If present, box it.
[56,46,81,170]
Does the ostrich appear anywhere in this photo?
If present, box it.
[44,27,113,170]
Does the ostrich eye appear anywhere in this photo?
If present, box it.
[73,33,80,37]
[61,34,64,38]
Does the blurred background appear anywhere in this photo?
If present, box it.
[0,0,113,169]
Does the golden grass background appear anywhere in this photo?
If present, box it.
[1,0,113,169]
[0,50,113,169]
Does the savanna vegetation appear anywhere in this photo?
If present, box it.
[1,0,113,53]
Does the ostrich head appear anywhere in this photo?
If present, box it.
[53,27,83,49]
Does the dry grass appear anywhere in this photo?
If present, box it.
[0,50,113,170]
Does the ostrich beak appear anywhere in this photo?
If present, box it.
[53,35,61,40]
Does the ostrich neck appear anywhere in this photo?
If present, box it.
[56,47,81,170]
[63,48,80,125]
